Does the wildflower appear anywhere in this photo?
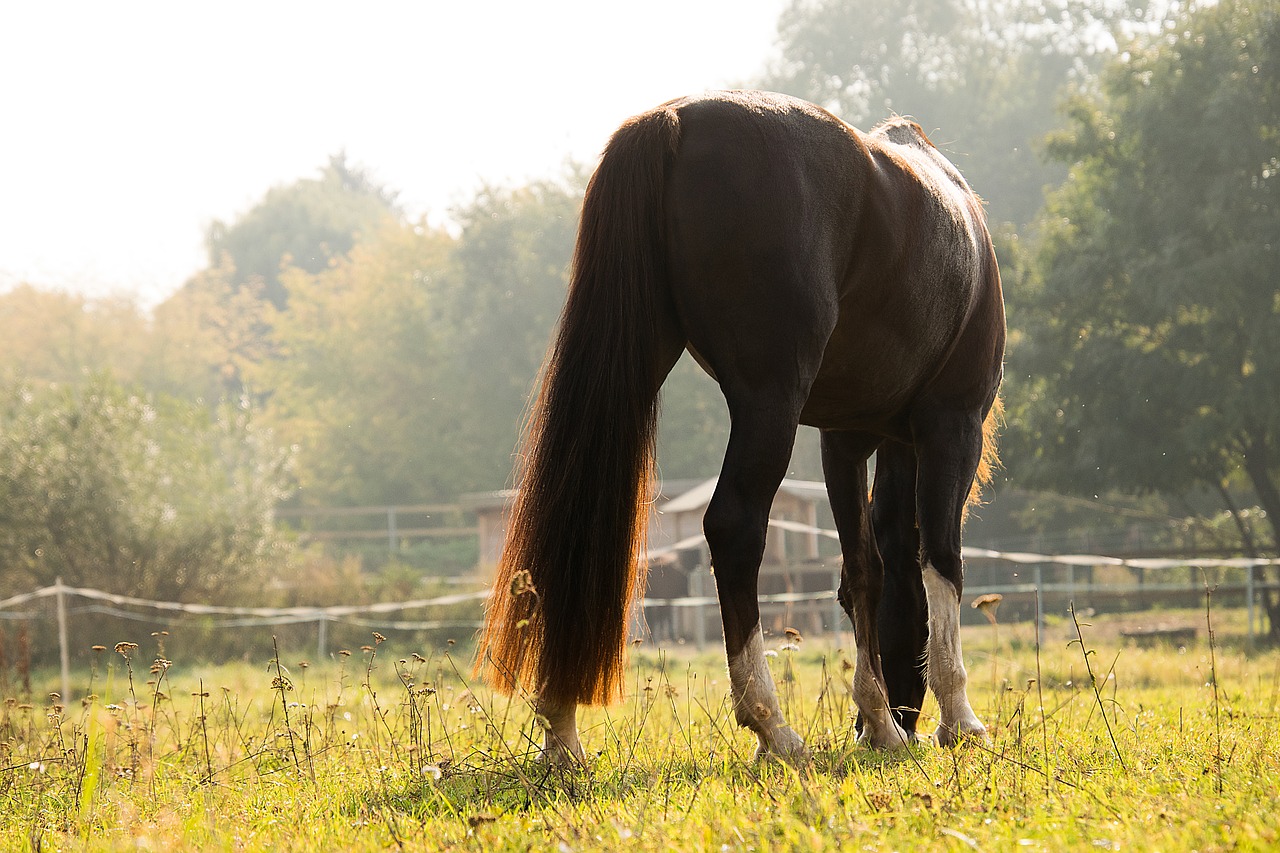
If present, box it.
[972,593,1003,625]
[509,569,536,598]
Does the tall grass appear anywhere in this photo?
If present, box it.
[1,607,1278,851]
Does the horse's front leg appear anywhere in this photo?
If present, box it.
[914,409,990,746]
[822,429,914,751]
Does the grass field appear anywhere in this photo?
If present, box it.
[2,604,1278,851]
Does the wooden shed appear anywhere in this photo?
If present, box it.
[464,477,843,643]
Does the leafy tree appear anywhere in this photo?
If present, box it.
[262,219,457,504]
[759,0,1165,228]
[147,264,276,401]
[204,153,399,309]
[1009,0,1280,631]
[447,180,735,489]
[0,374,291,601]
[0,285,150,385]
[441,181,588,490]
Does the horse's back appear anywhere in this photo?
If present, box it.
[654,91,1003,435]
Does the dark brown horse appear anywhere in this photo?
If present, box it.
[476,90,1004,763]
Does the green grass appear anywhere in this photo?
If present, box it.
[2,606,1279,851]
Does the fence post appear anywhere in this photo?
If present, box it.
[1034,563,1044,629]
[55,577,70,704]
[1247,562,1256,650]
[317,613,328,661]
[387,507,398,554]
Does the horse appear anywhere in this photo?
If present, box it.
[476,90,1004,764]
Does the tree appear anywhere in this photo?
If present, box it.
[446,180,736,489]
[1009,0,1280,630]
[759,0,1165,228]
[204,153,399,309]
[262,219,457,505]
[441,182,585,491]
[147,263,277,401]
[0,285,150,385]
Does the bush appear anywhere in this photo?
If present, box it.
[0,373,292,603]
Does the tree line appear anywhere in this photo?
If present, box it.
[1,0,1277,631]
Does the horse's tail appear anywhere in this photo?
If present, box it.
[475,107,682,707]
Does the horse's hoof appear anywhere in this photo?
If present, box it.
[856,722,917,751]
[536,749,586,771]
[934,718,988,748]
[755,725,810,765]
[535,739,587,770]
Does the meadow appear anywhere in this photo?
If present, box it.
[2,604,1278,851]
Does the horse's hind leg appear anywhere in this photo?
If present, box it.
[913,408,989,745]
[821,429,912,749]
[537,699,585,765]
[705,400,810,762]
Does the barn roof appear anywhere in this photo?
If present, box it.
[660,477,827,515]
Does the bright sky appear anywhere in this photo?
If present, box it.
[0,0,788,307]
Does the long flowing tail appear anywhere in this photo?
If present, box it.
[475,107,682,707]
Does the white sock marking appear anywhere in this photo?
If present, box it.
[922,564,985,744]
[727,624,806,758]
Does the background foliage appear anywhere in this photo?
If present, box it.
[0,0,1276,628]
[0,374,289,601]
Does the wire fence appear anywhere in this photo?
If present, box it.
[2,526,1278,702]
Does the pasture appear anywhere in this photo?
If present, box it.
[3,606,1278,851]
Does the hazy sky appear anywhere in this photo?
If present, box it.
[1,0,788,306]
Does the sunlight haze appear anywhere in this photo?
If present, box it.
[0,0,787,306]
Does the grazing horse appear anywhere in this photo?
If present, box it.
[476,90,1004,763]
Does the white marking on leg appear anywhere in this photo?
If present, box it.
[536,699,585,766]
[851,643,913,749]
[727,624,807,761]
[843,590,913,749]
[922,565,987,746]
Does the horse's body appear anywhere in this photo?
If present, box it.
[477,90,1004,762]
